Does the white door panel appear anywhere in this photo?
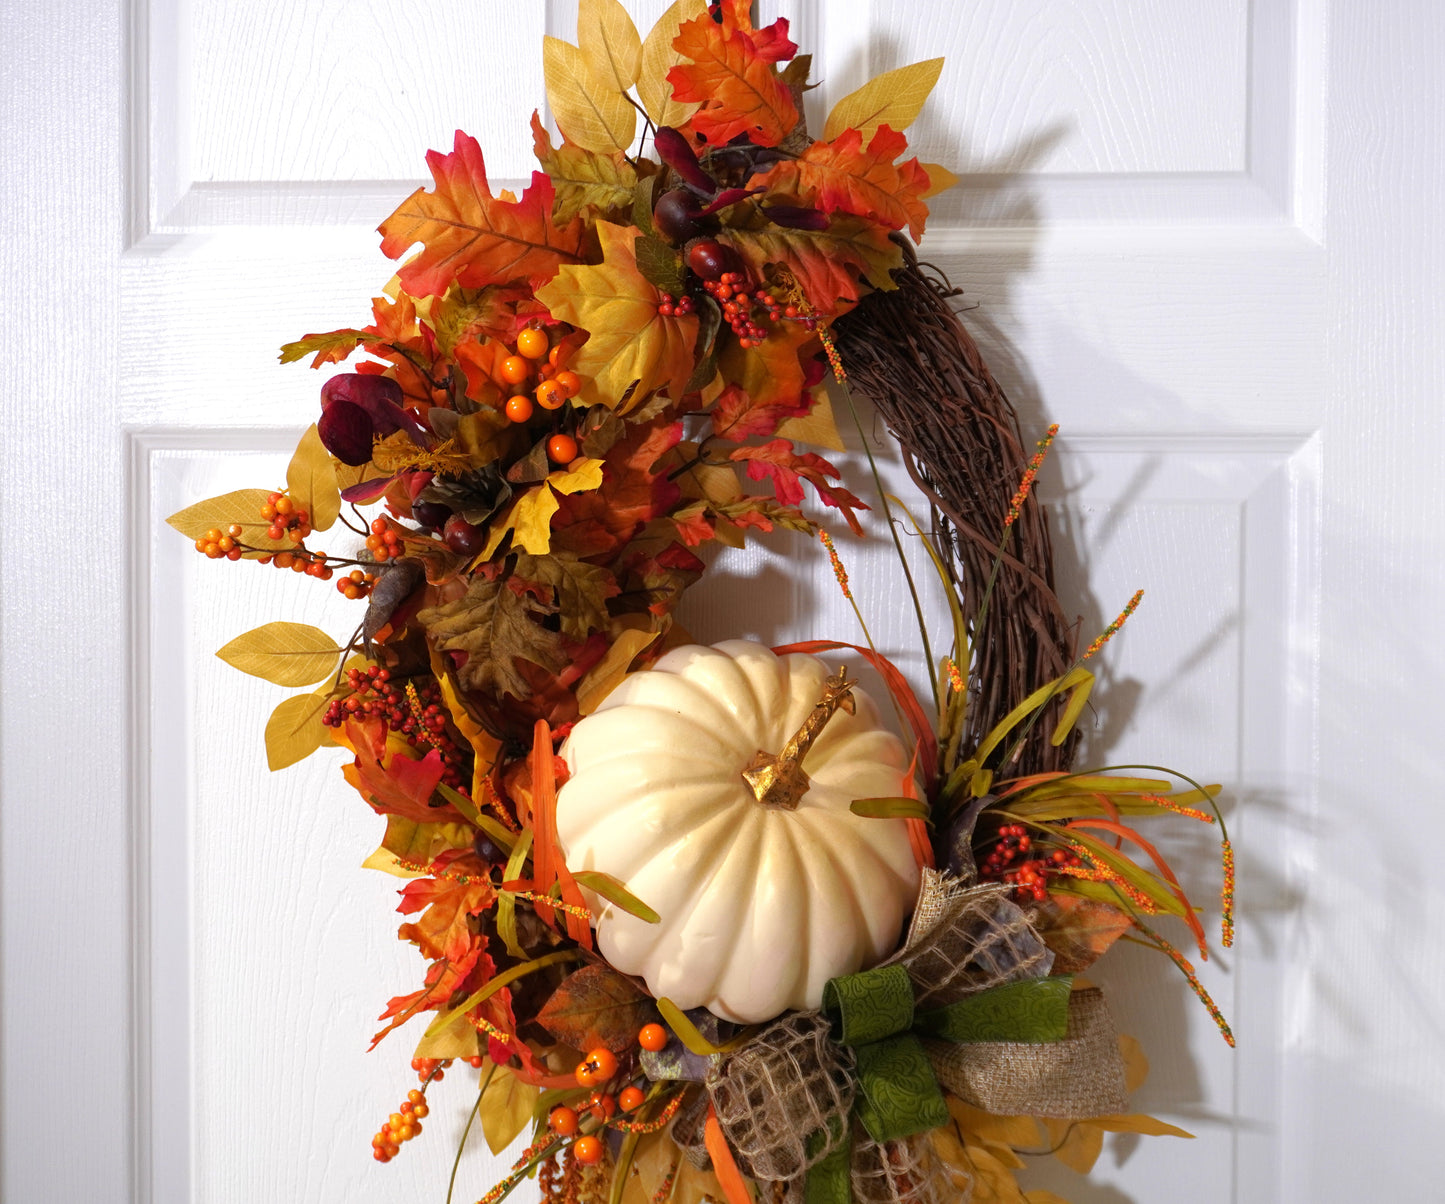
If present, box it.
[5,2,1439,1201]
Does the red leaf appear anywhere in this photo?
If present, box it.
[667,5,798,147]
[709,383,811,441]
[397,866,496,964]
[341,718,458,824]
[728,439,868,533]
[379,131,583,297]
[371,945,489,1048]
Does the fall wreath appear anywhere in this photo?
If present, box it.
[169,4,1234,1203]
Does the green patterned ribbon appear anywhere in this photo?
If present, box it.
[804,968,1073,1204]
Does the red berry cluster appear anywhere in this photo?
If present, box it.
[323,670,468,788]
[655,292,695,318]
[261,491,311,544]
[371,1087,430,1163]
[978,823,1082,903]
[700,272,790,348]
[365,517,402,564]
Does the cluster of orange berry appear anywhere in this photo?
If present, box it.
[194,524,244,561]
[335,567,378,600]
[700,272,792,348]
[544,1023,670,1165]
[978,823,1082,903]
[261,491,312,544]
[364,517,403,564]
[499,326,583,429]
[370,1087,430,1163]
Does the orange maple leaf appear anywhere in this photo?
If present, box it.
[714,317,819,433]
[723,212,902,316]
[379,130,583,298]
[667,5,798,147]
[398,866,496,964]
[535,222,699,412]
[750,124,932,241]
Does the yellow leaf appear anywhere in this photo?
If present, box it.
[548,457,605,495]
[285,424,341,531]
[478,1067,540,1155]
[1024,1193,1075,1204]
[1041,1117,1104,1175]
[1119,1032,1148,1092]
[410,1008,480,1060]
[920,161,961,199]
[544,36,636,154]
[638,0,706,128]
[535,221,699,412]
[509,484,562,555]
[264,690,331,771]
[947,1099,1042,1151]
[363,815,473,878]
[165,487,291,556]
[216,621,342,687]
[1086,1113,1195,1139]
[577,627,662,715]
[775,386,845,452]
[823,57,946,142]
[578,0,642,94]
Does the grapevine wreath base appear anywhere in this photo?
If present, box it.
[170,4,1234,1202]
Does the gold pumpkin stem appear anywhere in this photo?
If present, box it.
[742,668,857,810]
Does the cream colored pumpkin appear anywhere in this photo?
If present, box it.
[555,640,921,1024]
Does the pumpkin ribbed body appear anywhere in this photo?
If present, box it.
[556,640,921,1024]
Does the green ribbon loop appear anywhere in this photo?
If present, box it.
[808,966,1076,1202]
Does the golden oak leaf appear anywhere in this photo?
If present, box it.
[379,131,583,298]
[667,3,798,147]
[822,57,945,142]
[543,36,636,154]
[530,112,637,224]
[578,0,642,94]
[481,459,606,559]
[535,222,699,412]
[638,0,706,128]
[750,124,932,240]
[723,212,902,315]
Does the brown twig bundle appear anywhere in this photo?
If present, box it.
[834,239,1078,777]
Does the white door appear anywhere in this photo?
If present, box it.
[5,1,1440,1200]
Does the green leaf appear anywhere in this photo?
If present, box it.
[573,870,660,923]
[634,234,686,296]
[278,328,373,366]
[216,621,342,687]
[849,796,931,821]
[497,828,535,960]
[285,424,341,532]
[263,690,332,771]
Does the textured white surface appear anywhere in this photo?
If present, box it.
[5,1,1443,1201]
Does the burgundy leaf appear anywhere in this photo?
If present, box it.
[764,204,830,230]
[653,126,714,192]
[318,399,376,466]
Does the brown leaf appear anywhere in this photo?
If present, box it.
[417,577,567,699]
[513,552,619,640]
[538,963,658,1054]
[1031,894,1134,974]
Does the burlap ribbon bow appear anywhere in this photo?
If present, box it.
[706,873,1131,1204]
